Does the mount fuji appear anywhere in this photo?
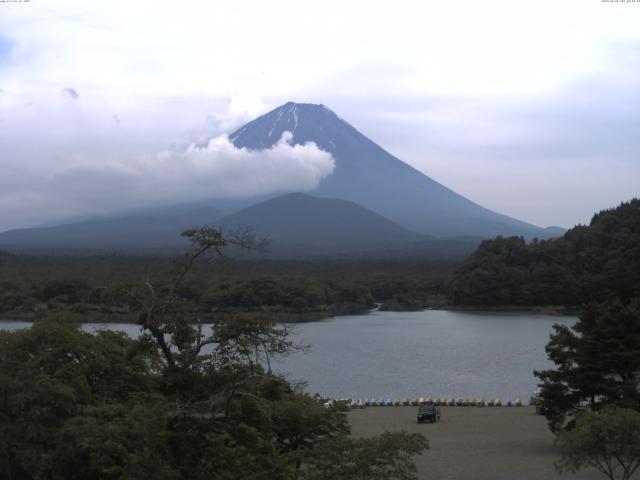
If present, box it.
[231,102,559,239]
[0,102,563,255]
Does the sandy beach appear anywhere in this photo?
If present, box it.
[349,406,617,480]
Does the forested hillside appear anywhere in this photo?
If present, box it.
[449,199,640,306]
[0,254,455,320]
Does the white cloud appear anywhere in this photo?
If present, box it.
[1,0,640,229]
[4,0,638,104]
[142,131,335,201]
[0,131,334,231]
[179,94,269,149]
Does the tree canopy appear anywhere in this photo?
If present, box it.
[0,227,428,479]
[449,199,640,306]
[303,431,428,480]
[556,406,640,480]
[534,298,640,431]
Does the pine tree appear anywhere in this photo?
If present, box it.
[535,298,640,431]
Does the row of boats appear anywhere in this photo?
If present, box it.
[342,397,525,408]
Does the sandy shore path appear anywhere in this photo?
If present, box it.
[349,406,615,480]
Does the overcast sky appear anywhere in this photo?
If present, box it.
[1,0,639,231]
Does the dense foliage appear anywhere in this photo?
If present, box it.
[0,318,349,479]
[0,254,456,319]
[203,277,373,314]
[449,199,640,306]
[0,228,428,479]
[534,298,640,431]
[303,431,428,480]
[555,406,640,480]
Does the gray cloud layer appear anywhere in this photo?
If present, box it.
[1,3,639,230]
[0,122,334,231]
[61,87,79,99]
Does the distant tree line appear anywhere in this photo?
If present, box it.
[204,277,374,313]
[0,254,456,319]
[0,276,375,322]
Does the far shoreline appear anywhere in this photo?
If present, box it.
[0,305,580,324]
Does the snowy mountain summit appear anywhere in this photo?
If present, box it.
[231,102,346,152]
[230,102,556,239]
[0,102,562,253]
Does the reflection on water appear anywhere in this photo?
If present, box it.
[1,310,575,399]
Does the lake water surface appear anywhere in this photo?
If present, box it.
[1,310,575,400]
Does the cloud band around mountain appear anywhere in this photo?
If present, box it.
[151,131,335,199]
[0,131,335,230]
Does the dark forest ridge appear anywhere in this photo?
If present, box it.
[216,193,421,250]
[450,198,640,307]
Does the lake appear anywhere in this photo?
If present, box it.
[0,310,575,400]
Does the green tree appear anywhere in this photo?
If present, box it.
[535,299,640,431]
[0,315,163,480]
[556,406,640,480]
[303,431,428,480]
[449,199,640,307]
[1,226,429,479]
